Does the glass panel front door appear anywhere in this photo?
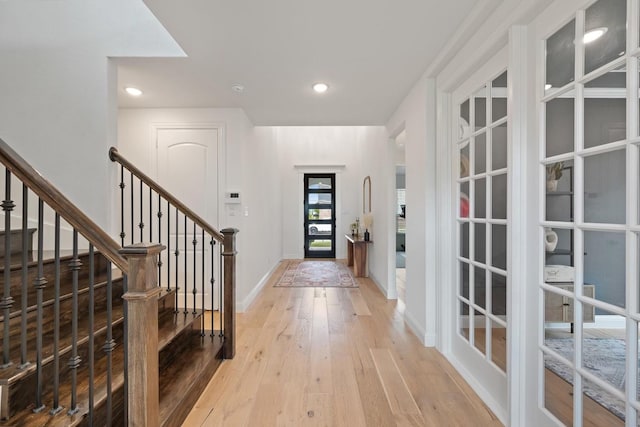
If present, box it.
[304,174,335,258]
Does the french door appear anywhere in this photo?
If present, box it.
[304,173,336,258]
[539,1,640,425]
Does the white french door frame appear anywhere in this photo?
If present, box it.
[447,46,510,424]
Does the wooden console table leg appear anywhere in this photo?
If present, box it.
[353,243,368,277]
[347,240,354,266]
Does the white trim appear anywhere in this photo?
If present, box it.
[404,308,435,347]
[238,259,282,312]
[444,352,509,426]
[293,164,346,170]
[436,89,454,354]
[369,272,396,300]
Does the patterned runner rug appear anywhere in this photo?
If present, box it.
[544,338,632,420]
[274,260,357,288]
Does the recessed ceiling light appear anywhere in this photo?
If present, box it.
[312,83,329,93]
[583,27,607,44]
[125,87,142,97]
[231,84,245,93]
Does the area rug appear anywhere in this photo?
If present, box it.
[274,260,357,288]
[544,338,632,420]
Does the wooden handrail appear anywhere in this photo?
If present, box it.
[109,147,224,243]
[0,138,128,272]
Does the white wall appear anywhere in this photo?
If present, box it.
[386,76,438,346]
[117,108,281,311]
[0,1,183,232]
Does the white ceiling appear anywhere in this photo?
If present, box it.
[118,0,479,125]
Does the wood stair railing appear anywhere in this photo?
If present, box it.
[0,138,237,426]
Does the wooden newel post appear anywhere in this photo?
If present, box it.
[221,228,238,359]
[120,243,164,427]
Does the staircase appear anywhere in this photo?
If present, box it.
[0,139,236,426]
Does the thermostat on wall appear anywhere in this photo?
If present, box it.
[225,192,241,204]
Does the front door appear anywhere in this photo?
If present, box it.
[304,173,335,258]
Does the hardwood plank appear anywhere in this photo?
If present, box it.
[180,405,212,427]
[347,288,371,316]
[307,296,332,394]
[329,333,367,427]
[246,382,285,425]
[370,348,421,415]
[302,393,332,427]
[275,382,305,426]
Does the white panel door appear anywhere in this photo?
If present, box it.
[157,128,219,311]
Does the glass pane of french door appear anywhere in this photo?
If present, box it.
[456,67,509,376]
[304,173,335,258]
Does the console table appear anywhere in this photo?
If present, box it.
[345,234,372,277]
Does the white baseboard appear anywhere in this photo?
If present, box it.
[404,309,436,347]
[368,272,398,300]
[444,353,508,426]
[237,260,281,312]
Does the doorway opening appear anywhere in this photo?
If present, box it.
[395,131,406,301]
[304,173,336,258]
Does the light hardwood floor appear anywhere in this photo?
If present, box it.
[543,328,626,427]
[183,261,501,426]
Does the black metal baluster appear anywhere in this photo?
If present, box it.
[88,245,95,423]
[139,179,144,241]
[192,222,197,315]
[210,239,215,337]
[1,170,14,368]
[103,263,115,426]
[219,251,223,337]
[166,201,170,292]
[20,184,29,368]
[184,215,187,314]
[33,199,46,412]
[158,194,163,288]
[174,206,179,313]
[130,173,134,245]
[68,230,81,415]
[50,214,62,414]
[149,187,153,242]
[201,229,205,335]
[119,165,125,246]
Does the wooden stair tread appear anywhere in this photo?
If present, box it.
[0,250,88,274]
[158,310,204,351]
[159,334,224,427]
[0,303,124,385]
[0,272,118,322]
[1,283,170,384]
[2,343,125,427]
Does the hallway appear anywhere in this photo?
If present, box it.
[183,261,501,426]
